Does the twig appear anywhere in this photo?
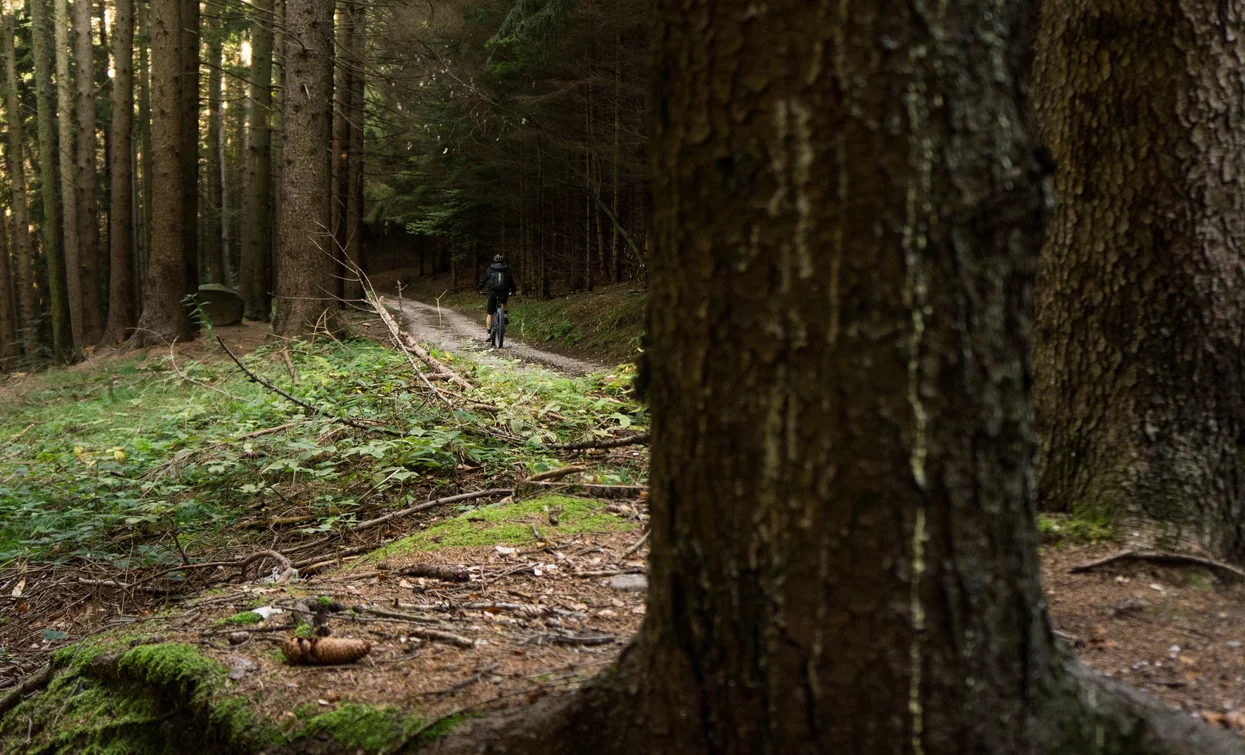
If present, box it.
[76,578,174,594]
[280,347,298,384]
[238,550,295,583]
[1069,549,1245,581]
[616,531,650,564]
[422,661,500,697]
[217,337,401,436]
[532,633,617,647]
[575,567,645,579]
[352,606,475,647]
[547,432,650,452]
[0,664,52,718]
[525,465,586,483]
[350,488,514,534]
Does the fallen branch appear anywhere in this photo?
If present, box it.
[237,515,316,530]
[77,577,176,594]
[530,481,648,499]
[238,550,295,583]
[351,488,514,534]
[292,541,396,572]
[616,531,650,564]
[353,606,475,647]
[422,661,501,697]
[575,567,645,579]
[1069,549,1245,582]
[547,432,650,452]
[364,289,455,406]
[398,564,471,582]
[0,664,52,718]
[536,633,617,647]
[525,465,587,483]
[375,295,476,393]
[279,347,298,384]
[217,337,401,436]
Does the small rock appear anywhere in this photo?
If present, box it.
[1111,597,1147,616]
[228,658,258,681]
[227,632,250,646]
[1227,641,1242,649]
[607,574,648,593]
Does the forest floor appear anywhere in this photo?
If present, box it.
[1,305,1244,750]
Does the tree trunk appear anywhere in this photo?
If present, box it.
[73,0,103,345]
[29,0,71,358]
[132,0,192,345]
[0,212,18,366]
[270,0,285,305]
[1033,0,1245,559]
[330,3,350,296]
[55,0,83,351]
[273,0,334,337]
[429,2,1245,755]
[240,0,274,320]
[342,0,364,301]
[180,0,199,296]
[610,12,621,284]
[203,8,224,285]
[101,0,136,344]
[4,9,41,357]
[137,0,153,301]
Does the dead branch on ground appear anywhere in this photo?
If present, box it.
[1070,549,1245,581]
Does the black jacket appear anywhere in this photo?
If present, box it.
[478,262,518,295]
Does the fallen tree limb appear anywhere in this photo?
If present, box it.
[547,432,650,452]
[365,289,455,407]
[218,337,401,436]
[77,577,176,594]
[376,296,476,393]
[238,550,294,583]
[616,531,650,564]
[526,465,587,483]
[1069,549,1245,582]
[351,488,513,534]
[0,664,52,718]
[352,605,475,647]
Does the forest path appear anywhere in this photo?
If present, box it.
[386,296,607,376]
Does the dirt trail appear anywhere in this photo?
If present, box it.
[386,296,606,376]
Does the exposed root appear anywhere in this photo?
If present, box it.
[1070,549,1245,582]
[0,663,50,718]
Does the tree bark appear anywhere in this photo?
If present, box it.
[132,0,192,345]
[4,8,40,357]
[73,0,103,345]
[0,211,18,366]
[343,0,364,301]
[330,3,349,297]
[1033,0,1245,559]
[137,0,153,302]
[54,0,83,351]
[101,0,136,344]
[240,0,274,320]
[273,0,334,337]
[270,0,285,303]
[29,0,71,358]
[428,2,1245,754]
[203,7,224,285]
[180,0,199,297]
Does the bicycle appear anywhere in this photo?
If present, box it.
[482,292,511,349]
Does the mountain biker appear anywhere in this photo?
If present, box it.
[477,254,519,336]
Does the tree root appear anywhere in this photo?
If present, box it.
[0,663,51,719]
[1070,549,1245,582]
[546,432,650,452]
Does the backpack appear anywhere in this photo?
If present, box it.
[488,266,512,292]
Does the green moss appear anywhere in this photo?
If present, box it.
[1038,513,1116,545]
[364,495,635,561]
[293,703,408,753]
[217,611,263,626]
[293,624,314,639]
[1,643,280,754]
[411,713,470,746]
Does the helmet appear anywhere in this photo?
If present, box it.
[493,254,505,264]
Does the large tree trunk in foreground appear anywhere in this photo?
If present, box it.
[74,0,104,345]
[203,9,225,285]
[180,0,200,297]
[4,9,40,358]
[101,0,136,345]
[240,0,274,320]
[274,0,335,337]
[30,0,71,359]
[1033,1,1245,559]
[431,2,1245,754]
[343,1,364,301]
[133,0,193,345]
[55,0,83,351]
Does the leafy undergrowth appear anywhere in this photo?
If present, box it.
[384,274,646,365]
[0,332,645,569]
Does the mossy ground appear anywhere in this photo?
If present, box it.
[363,494,636,562]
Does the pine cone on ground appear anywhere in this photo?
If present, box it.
[281,636,372,665]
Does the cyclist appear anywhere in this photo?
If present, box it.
[477,254,519,337]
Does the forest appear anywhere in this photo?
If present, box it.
[4,0,1245,753]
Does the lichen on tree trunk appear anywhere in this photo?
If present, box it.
[1033,0,1245,559]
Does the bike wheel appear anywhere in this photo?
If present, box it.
[496,309,506,348]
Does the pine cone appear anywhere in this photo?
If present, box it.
[282,636,372,665]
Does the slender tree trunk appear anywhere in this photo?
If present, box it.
[330,3,349,296]
[610,14,621,284]
[1034,0,1245,559]
[273,0,335,336]
[101,0,136,344]
[55,0,83,350]
[0,213,18,366]
[343,0,364,301]
[73,0,103,345]
[429,2,1245,755]
[4,9,40,357]
[204,8,224,285]
[240,0,274,320]
[270,0,285,304]
[180,0,199,295]
[132,0,192,345]
[29,0,70,358]
[137,0,152,300]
